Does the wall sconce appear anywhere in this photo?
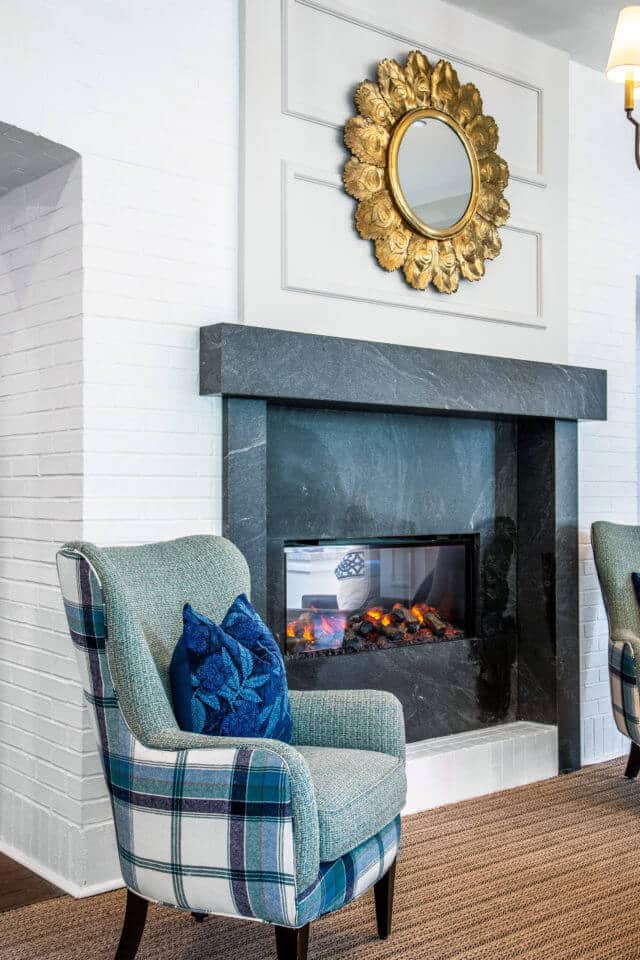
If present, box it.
[607,5,640,169]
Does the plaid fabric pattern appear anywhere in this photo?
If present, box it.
[609,640,640,742]
[57,548,400,926]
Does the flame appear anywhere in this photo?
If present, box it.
[302,624,315,643]
[364,606,384,622]
[410,604,425,623]
[381,613,392,626]
[286,624,295,638]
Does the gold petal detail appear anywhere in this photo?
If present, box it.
[354,80,394,128]
[377,58,416,117]
[344,116,389,167]
[405,50,432,107]
[432,240,460,294]
[474,218,502,259]
[477,185,511,227]
[355,190,401,240]
[403,236,439,290]
[479,153,509,190]
[466,114,499,158]
[375,225,412,271]
[430,59,460,114]
[455,83,483,127]
[453,225,485,281]
[343,158,386,200]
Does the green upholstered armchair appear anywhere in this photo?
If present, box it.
[592,521,640,779]
[56,536,406,960]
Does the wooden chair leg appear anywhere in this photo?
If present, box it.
[114,890,148,960]
[625,742,640,779]
[191,912,207,923]
[374,859,396,940]
[274,922,310,960]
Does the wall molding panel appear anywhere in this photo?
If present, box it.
[242,0,569,361]
[281,0,547,188]
[283,163,544,327]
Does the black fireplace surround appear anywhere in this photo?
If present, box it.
[200,323,607,772]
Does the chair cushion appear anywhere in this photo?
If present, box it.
[296,744,406,862]
[170,598,292,741]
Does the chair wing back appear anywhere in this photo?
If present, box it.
[59,536,250,745]
[592,522,640,642]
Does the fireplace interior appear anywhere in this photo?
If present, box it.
[284,536,477,656]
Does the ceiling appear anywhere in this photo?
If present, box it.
[446,0,623,72]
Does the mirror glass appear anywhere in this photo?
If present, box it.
[397,117,473,231]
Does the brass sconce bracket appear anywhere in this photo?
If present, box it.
[624,74,640,170]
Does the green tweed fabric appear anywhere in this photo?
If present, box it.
[296,745,406,862]
[289,688,406,760]
[592,522,640,661]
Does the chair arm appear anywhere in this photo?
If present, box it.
[289,689,406,760]
[146,728,320,892]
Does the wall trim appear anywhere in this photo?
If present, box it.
[282,162,545,328]
[0,838,124,900]
[281,0,546,187]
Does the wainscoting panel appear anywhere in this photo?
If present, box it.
[283,0,542,185]
[284,164,542,325]
[241,0,569,361]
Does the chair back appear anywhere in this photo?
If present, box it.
[591,521,640,641]
[57,535,250,746]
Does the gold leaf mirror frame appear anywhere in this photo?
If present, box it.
[343,51,510,294]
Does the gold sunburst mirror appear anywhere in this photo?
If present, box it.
[343,51,510,294]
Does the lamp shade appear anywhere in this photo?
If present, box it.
[607,5,640,82]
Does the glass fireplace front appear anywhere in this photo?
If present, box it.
[284,535,477,657]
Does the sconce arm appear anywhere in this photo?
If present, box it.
[626,108,640,171]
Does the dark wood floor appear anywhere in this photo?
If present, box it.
[0,853,64,912]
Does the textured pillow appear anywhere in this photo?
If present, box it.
[170,596,292,742]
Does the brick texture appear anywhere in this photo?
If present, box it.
[568,62,640,764]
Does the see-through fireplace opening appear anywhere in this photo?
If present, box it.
[284,534,479,658]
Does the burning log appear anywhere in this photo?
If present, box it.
[286,598,463,655]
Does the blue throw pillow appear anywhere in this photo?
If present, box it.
[170,595,292,743]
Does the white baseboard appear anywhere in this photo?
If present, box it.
[402,721,558,815]
[0,838,124,899]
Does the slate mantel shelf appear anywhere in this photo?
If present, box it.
[200,323,607,422]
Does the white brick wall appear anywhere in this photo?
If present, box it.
[0,160,100,884]
[0,0,238,891]
[568,61,640,764]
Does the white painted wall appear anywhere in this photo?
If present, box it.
[0,0,238,892]
[568,61,640,764]
[242,0,569,362]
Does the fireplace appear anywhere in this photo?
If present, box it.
[284,536,477,657]
[200,322,607,769]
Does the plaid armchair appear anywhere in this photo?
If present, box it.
[57,536,406,960]
[592,521,640,778]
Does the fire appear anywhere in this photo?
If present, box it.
[363,606,384,622]
[285,599,462,655]
[410,604,424,623]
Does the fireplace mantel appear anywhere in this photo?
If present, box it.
[200,323,606,422]
[199,322,607,773]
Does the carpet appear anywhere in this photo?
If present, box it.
[3,758,640,960]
